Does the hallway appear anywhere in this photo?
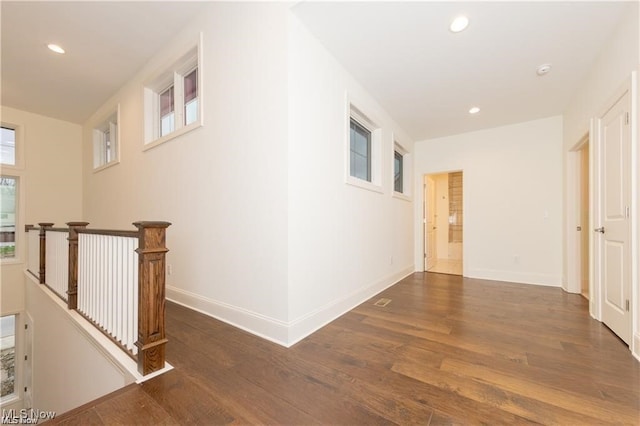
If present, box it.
[50,273,640,425]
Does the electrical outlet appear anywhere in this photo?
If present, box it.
[513,255,519,264]
[168,264,173,275]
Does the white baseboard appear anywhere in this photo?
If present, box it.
[166,286,290,346]
[286,265,415,346]
[166,265,415,347]
[467,268,562,287]
[633,333,640,362]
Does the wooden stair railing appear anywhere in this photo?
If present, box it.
[25,221,171,376]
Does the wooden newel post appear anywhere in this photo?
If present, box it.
[67,222,89,310]
[37,223,54,284]
[133,221,171,375]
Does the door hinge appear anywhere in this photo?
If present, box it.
[626,299,630,312]
[625,206,630,218]
[24,355,27,361]
[24,324,28,330]
[625,112,630,125]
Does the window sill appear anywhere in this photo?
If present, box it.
[143,120,202,152]
[0,393,20,406]
[93,160,120,174]
[345,175,384,194]
[1,257,23,266]
[393,191,412,202]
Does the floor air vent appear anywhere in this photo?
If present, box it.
[374,298,391,307]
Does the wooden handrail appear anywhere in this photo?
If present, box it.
[134,221,171,375]
[28,220,171,375]
[67,222,89,310]
[76,228,138,238]
[38,223,54,284]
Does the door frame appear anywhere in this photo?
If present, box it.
[421,169,465,276]
[566,133,591,297]
[586,72,638,355]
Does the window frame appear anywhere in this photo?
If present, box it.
[143,35,203,151]
[0,313,19,404]
[394,150,403,193]
[0,175,21,264]
[345,100,383,193]
[0,123,24,170]
[392,138,412,201]
[350,117,372,182]
[92,106,120,172]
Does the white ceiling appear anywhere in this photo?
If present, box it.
[1,1,634,140]
[1,1,206,124]
[292,1,633,140]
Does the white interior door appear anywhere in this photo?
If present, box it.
[597,89,631,344]
[425,176,437,270]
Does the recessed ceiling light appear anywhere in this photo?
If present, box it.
[536,63,552,76]
[450,16,470,33]
[469,107,480,114]
[47,44,65,54]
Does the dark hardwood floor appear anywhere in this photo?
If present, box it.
[50,273,640,425]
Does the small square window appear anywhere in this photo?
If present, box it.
[1,127,16,166]
[394,150,403,193]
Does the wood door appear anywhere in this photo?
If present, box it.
[425,176,437,270]
[597,90,631,344]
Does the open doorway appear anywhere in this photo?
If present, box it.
[568,135,591,300]
[424,171,463,275]
[578,141,589,299]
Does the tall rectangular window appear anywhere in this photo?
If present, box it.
[350,118,372,182]
[0,177,16,259]
[160,85,175,137]
[93,109,119,170]
[394,150,403,193]
[184,68,198,126]
[0,314,16,399]
[0,127,16,166]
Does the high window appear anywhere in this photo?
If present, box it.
[0,177,17,259]
[346,103,382,192]
[144,43,202,149]
[0,127,15,166]
[392,140,412,200]
[350,118,372,182]
[394,150,403,193]
[93,110,119,170]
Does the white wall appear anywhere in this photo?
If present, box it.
[25,275,134,414]
[414,116,564,286]
[82,3,414,347]
[83,3,291,343]
[285,13,415,343]
[0,106,82,317]
[0,107,83,411]
[562,3,639,358]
